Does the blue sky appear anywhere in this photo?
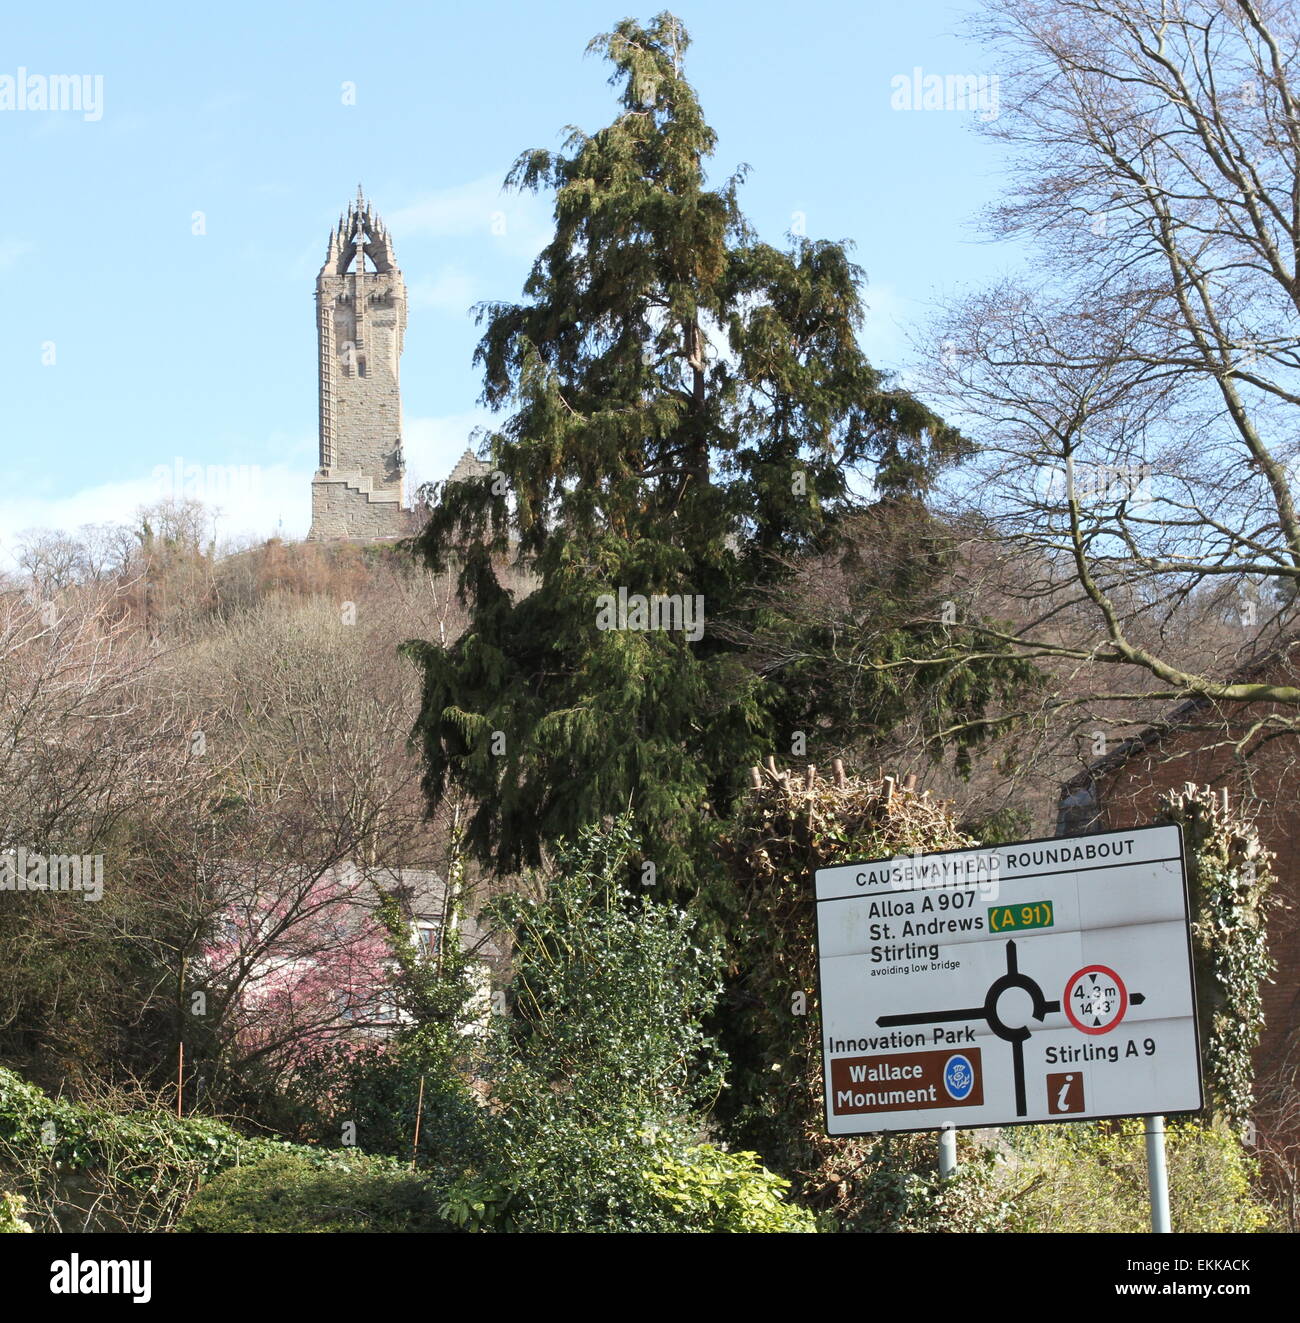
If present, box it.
[1,0,1021,557]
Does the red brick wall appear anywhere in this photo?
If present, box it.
[1087,727,1300,1147]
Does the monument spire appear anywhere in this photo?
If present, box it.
[309,189,409,540]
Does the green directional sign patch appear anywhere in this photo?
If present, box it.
[988,900,1054,934]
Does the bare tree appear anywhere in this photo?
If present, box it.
[0,540,483,1106]
[14,530,88,598]
[915,0,1300,763]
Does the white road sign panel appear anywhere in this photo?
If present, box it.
[815,824,1203,1135]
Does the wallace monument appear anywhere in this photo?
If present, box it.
[308,188,412,540]
[308,188,490,540]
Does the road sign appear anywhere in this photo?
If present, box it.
[815,824,1202,1135]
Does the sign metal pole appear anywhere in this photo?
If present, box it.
[1145,1114,1171,1233]
[938,1124,957,1178]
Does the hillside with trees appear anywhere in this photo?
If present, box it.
[2,4,1297,1245]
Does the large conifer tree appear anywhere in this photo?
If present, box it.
[407,13,969,887]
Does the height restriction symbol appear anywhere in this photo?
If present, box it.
[1063,964,1143,1035]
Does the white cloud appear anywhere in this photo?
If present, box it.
[0,461,312,570]
[389,173,552,260]
[0,411,510,572]
[0,237,36,273]
[408,266,479,315]
[403,411,495,493]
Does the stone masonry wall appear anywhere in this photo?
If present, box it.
[309,196,410,541]
[308,477,412,541]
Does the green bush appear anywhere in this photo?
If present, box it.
[456,1111,689,1232]
[283,1041,487,1177]
[0,1065,291,1186]
[826,1121,1273,1234]
[0,1064,376,1231]
[1,1191,32,1233]
[437,1136,815,1234]
[177,1152,452,1233]
[491,818,726,1121]
[645,1144,816,1233]
[454,819,739,1232]
[834,1132,1016,1233]
[1159,788,1276,1135]
[1005,1120,1275,1233]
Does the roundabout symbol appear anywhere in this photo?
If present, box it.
[874,940,1146,1117]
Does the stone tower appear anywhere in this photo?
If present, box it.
[309,188,410,540]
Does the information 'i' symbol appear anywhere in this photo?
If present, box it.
[1046,1070,1086,1114]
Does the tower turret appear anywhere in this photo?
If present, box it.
[309,187,410,540]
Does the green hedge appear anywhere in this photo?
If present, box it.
[177,1152,451,1233]
[0,1065,379,1231]
[0,1066,292,1188]
[644,1145,817,1233]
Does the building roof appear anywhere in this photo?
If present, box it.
[366,866,500,960]
[446,448,493,485]
[220,862,500,961]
